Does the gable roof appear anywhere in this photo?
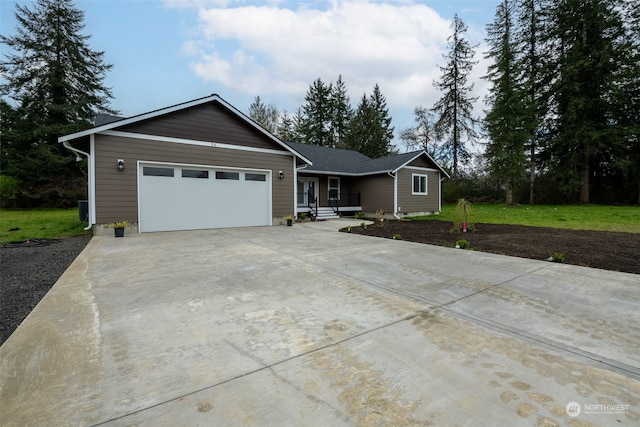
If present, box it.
[285,142,449,177]
[59,94,312,165]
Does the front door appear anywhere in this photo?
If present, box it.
[297,177,318,206]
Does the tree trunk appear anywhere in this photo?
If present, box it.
[580,155,590,203]
[529,139,536,204]
[506,183,514,205]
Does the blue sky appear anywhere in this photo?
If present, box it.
[1,0,501,146]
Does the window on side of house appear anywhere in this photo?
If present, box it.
[412,174,428,195]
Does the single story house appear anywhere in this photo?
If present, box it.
[59,94,448,235]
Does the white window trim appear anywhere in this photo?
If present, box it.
[328,176,340,200]
[412,173,428,195]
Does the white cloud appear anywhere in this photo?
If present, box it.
[170,0,492,142]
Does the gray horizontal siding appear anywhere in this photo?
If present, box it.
[396,168,440,213]
[353,175,394,213]
[118,102,283,151]
[94,134,294,224]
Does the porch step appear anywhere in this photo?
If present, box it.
[315,207,340,220]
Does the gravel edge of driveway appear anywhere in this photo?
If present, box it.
[1,236,92,346]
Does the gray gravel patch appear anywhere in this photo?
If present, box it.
[1,236,91,346]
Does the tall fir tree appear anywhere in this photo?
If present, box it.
[432,14,480,179]
[344,94,374,155]
[248,95,279,135]
[1,0,115,207]
[329,75,353,148]
[620,0,640,203]
[367,84,395,158]
[345,85,395,158]
[301,78,333,146]
[515,0,548,204]
[484,0,529,204]
[543,0,631,203]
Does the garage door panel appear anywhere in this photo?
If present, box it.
[139,164,271,232]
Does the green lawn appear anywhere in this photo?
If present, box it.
[2,204,638,245]
[412,203,640,233]
[0,208,90,245]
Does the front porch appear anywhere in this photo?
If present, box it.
[296,174,361,219]
[296,190,362,219]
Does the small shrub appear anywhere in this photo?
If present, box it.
[456,239,470,249]
[393,234,402,240]
[346,225,352,233]
[550,252,565,263]
[354,211,365,219]
[298,212,307,221]
[360,222,367,230]
[375,208,385,225]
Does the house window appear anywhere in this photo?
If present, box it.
[245,173,266,182]
[215,171,239,180]
[328,177,340,200]
[412,174,428,195]
[182,169,209,179]
[143,166,174,177]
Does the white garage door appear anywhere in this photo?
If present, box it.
[139,163,271,232]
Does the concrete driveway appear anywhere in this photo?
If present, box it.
[1,220,639,426]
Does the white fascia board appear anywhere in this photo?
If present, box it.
[403,166,440,173]
[392,151,450,178]
[100,130,295,157]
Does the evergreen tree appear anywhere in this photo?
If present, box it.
[367,84,395,158]
[0,0,115,206]
[345,85,394,158]
[484,0,529,204]
[514,0,548,204]
[275,108,305,143]
[248,95,279,134]
[544,0,631,203]
[344,94,374,155]
[432,14,480,179]
[620,0,640,203]
[330,75,353,148]
[301,78,333,146]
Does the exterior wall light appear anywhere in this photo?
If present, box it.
[278,170,284,179]
[117,159,125,171]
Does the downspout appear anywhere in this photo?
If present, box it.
[62,140,93,231]
[388,171,400,219]
[439,175,445,213]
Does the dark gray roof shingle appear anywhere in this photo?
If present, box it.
[285,142,427,175]
[94,113,125,126]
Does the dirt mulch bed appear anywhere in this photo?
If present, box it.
[343,220,640,275]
